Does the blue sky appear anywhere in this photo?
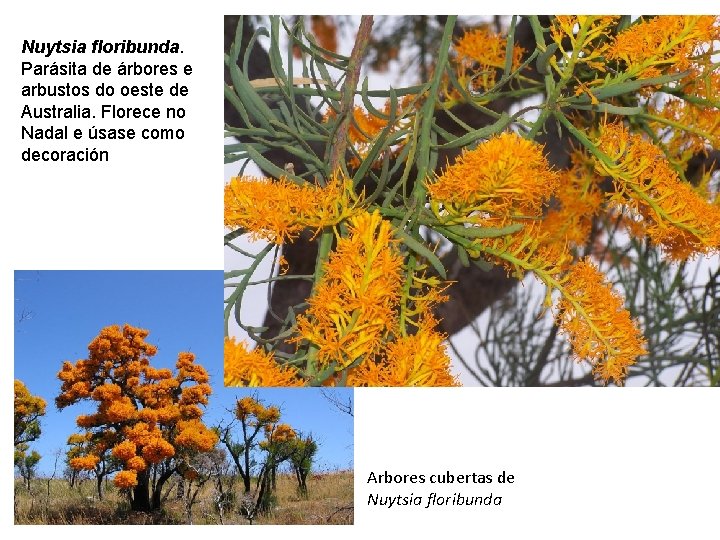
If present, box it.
[13,270,353,475]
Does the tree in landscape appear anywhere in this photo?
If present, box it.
[254,422,298,514]
[14,379,46,447]
[56,324,218,512]
[14,445,41,492]
[176,447,229,524]
[224,15,720,387]
[217,395,318,518]
[14,380,46,491]
[217,395,281,493]
[288,433,318,497]
[66,431,120,500]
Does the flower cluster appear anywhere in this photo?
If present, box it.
[428,132,559,223]
[295,210,404,370]
[224,337,304,387]
[538,159,604,250]
[428,131,569,279]
[648,88,720,164]
[347,315,459,386]
[224,174,361,243]
[14,380,47,446]
[426,131,648,382]
[593,122,720,259]
[607,16,720,82]
[556,259,647,385]
[550,16,620,73]
[451,26,524,93]
[234,396,281,425]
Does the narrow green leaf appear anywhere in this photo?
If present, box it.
[436,113,511,149]
[536,43,558,75]
[472,257,494,272]
[591,71,689,100]
[224,270,250,279]
[457,245,470,267]
[395,228,447,279]
[442,222,523,239]
[570,102,644,115]
[244,144,304,184]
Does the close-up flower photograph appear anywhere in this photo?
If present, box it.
[224,15,720,388]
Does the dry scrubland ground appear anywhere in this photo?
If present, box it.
[14,471,353,525]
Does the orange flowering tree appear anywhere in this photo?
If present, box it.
[225,16,720,387]
[254,421,299,513]
[217,395,314,516]
[14,380,47,490]
[217,395,281,493]
[65,431,120,500]
[56,324,218,512]
[14,379,46,447]
[288,433,318,498]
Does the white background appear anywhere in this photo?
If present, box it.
[2,1,719,538]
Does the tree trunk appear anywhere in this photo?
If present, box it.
[256,468,273,514]
[176,476,185,500]
[96,474,104,501]
[131,472,152,512]
[151,468,175,510]
[296,468,308,498]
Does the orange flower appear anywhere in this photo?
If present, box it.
[126,456,147,472]
[310,15,338,53]
[141,437,175,463]
[556,259,647,385]
[14,380,47,446]
[265,423,296,444]
[347,316,460,387]
[69,455,100,471]
[593,123,720,259]
[255,405,281,424]
[235,396,261,419]
[295,210,404,370]
[224,174,362,243]
[538,163,604,249]
[550,16,620,73]
[114,470,138,489]
[174,419,218,452]
[224,337,305,387]
[112,440,137,461]
[648,97,720,163]
[451,26,524,92]
[428,132,559,223]
[607,16,720,82]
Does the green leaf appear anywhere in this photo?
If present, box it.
[395,227,447,279]
[443,223,523,239]
[244,145,305,184]
[590,71,689,100]
[569,103,644,115]
[457,245,470,267]
[472,257,494,272]
[224,270,249,279]
[436,113,511,149]
[536,43,558,75]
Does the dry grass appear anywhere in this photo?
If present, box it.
[14,471,353,525]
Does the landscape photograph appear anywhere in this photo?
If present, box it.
[14,271,353,525]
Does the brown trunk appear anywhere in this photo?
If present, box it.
[130,470,152,512]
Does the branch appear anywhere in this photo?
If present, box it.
[328,15,374,172]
